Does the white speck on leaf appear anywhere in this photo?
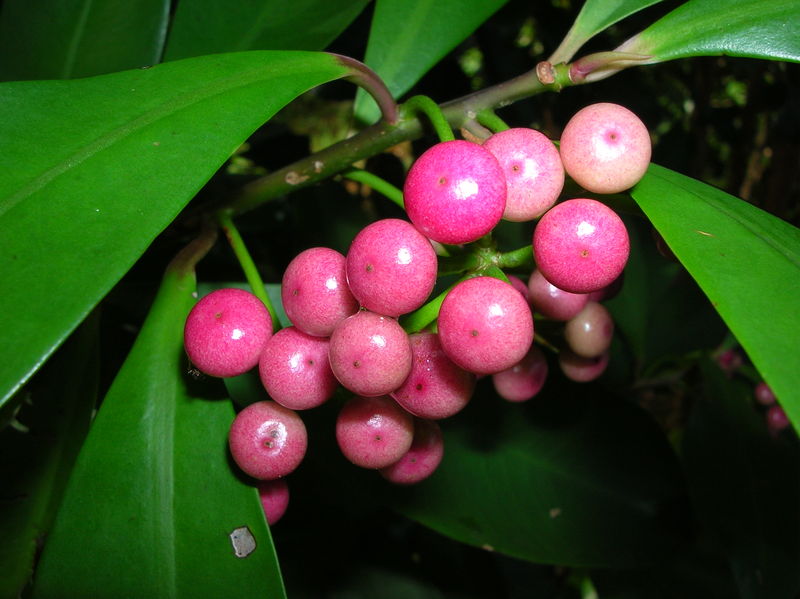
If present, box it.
[229,526,256,558]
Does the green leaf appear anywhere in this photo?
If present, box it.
[549,0,664,64]
[0,315,98,598]
[0,0,171,81]
[31,263,286,598]
[630,164,800,432]
[354,0,508,124]
[617,0,800,63]
[388,383,687,567]
[682,360,800,598]
[164,0,370,61]
[0,51,349,411]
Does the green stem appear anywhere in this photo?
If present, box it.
[217,210,280,331]
[400,282,459,334]
[496,245,533,270]
[476,109,510,133]
[341,168,404,208]
[401,95,455,143]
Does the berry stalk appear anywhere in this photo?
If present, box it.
[341,168,404,208]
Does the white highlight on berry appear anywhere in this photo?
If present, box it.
[454,178,479,200]
[576,221,596,238]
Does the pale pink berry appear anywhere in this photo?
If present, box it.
[229,401,307,480]
[766,404,790,433]
[328,310,412,397]
[483,127,564,221]
[258,326,337,410]
[437,276,534,375]
[559,349,609,383]
[563,301,614,358]
[754,382,776,406]
[379,418,444,485]
[390,332,475,420]
[403,140,506,244]
[257,479,290,525]
[282,247,359,337]
[527,268,589,321]
[492,345,549,402]
[559,102,652,194]
[533,198,630,294]
[184,288,272,378]
[346,219,437,317]
[335,395,414,469]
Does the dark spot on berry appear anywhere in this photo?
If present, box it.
[264,440,274,448]
[365,264,373,272]
[292,289,299,296]
[415,383,423,391]
[438,177,447,185]
[580,249,589,258]
[308,359,314,366]
[410,457,417,463]
[353,360,360,368]
[470,329,479,337]
[375,435,382,441]
[512,164,520,172]
[215,312,222,319]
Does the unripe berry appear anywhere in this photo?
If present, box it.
[559,348,609,383]
[563,301,614,358]
[258,326,337,410]
[533,198,630,294]
[257,479,290,525]
[492,344,549,402]
[282,247,359,337]
[483,127,564,221]
[390,332,475,420]
[527,268,589,321]
[229,401,307,480]
[379,418,444,485]
[184,288,272,378]
[403,140,506,244]
[346,219,437,317]
[328,310,412,397]
[335,395,414,469]
[438,276,534,375]
[559,102,651,194]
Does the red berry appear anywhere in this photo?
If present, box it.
[335,395,414,469]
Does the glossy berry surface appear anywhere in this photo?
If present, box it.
[184,288,272,378]
[438,276,534,375]
[390,332,475,420]
[328,310,412,397]
[379,418,444,485]
[335,395,414,469]
[559,348,609,383]
[228,401,307,480]
[533,198,630,294]
[563,301,614,358]
[258,326,337,410]
[483,127,564,222]
[527,268,589,321]
[346,218,437,317]
[492,344,549,402]
[282,247,359,337]
[559,102,652,194]
[403,140,506,244]
[257,478,290,525]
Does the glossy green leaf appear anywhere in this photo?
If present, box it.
[0,51,349,410]
[682,360,800,598]
[549,0,664,64]
[164,0,370,61]
[354,0,508,123]
[32,263,286,598]
[0,315,98,598]
[0,0,171,81]
[630,164,800,431]
[388,383,687,567]
[617,0,800,63]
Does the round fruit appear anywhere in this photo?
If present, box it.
[527,268,589,321]
[563,301,614,358]
[379,418,444,485]
[492,344,549,402]
[257,479,290,525]
[558,348,610,383]
[335,395,414,469]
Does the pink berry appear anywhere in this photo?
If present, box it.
[492,344,549,402]
[716,348,743,376]
[533,198,630,294]
[390,332,475,420]
[754,382,776,406]
[346,219,438,317]
[379,418,444,485]
[483,127,564,221]
[282,247,359,337]
[257,478,290,525]
[587,272,625,302]
[335,395,414,469]
[507,274,530,302]
[559,102,652,194]
[403,140,506,244]
[228,401,307,480]
[328,310,412,397]
[563,301,615,358]
[258,326,338,410]
[527,268,589,321]
[184,288,272,378]
[765,405,790,433]
[559,349,609,383]
[437,276,534,375]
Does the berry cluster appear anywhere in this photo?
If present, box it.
[183,102,652,525]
